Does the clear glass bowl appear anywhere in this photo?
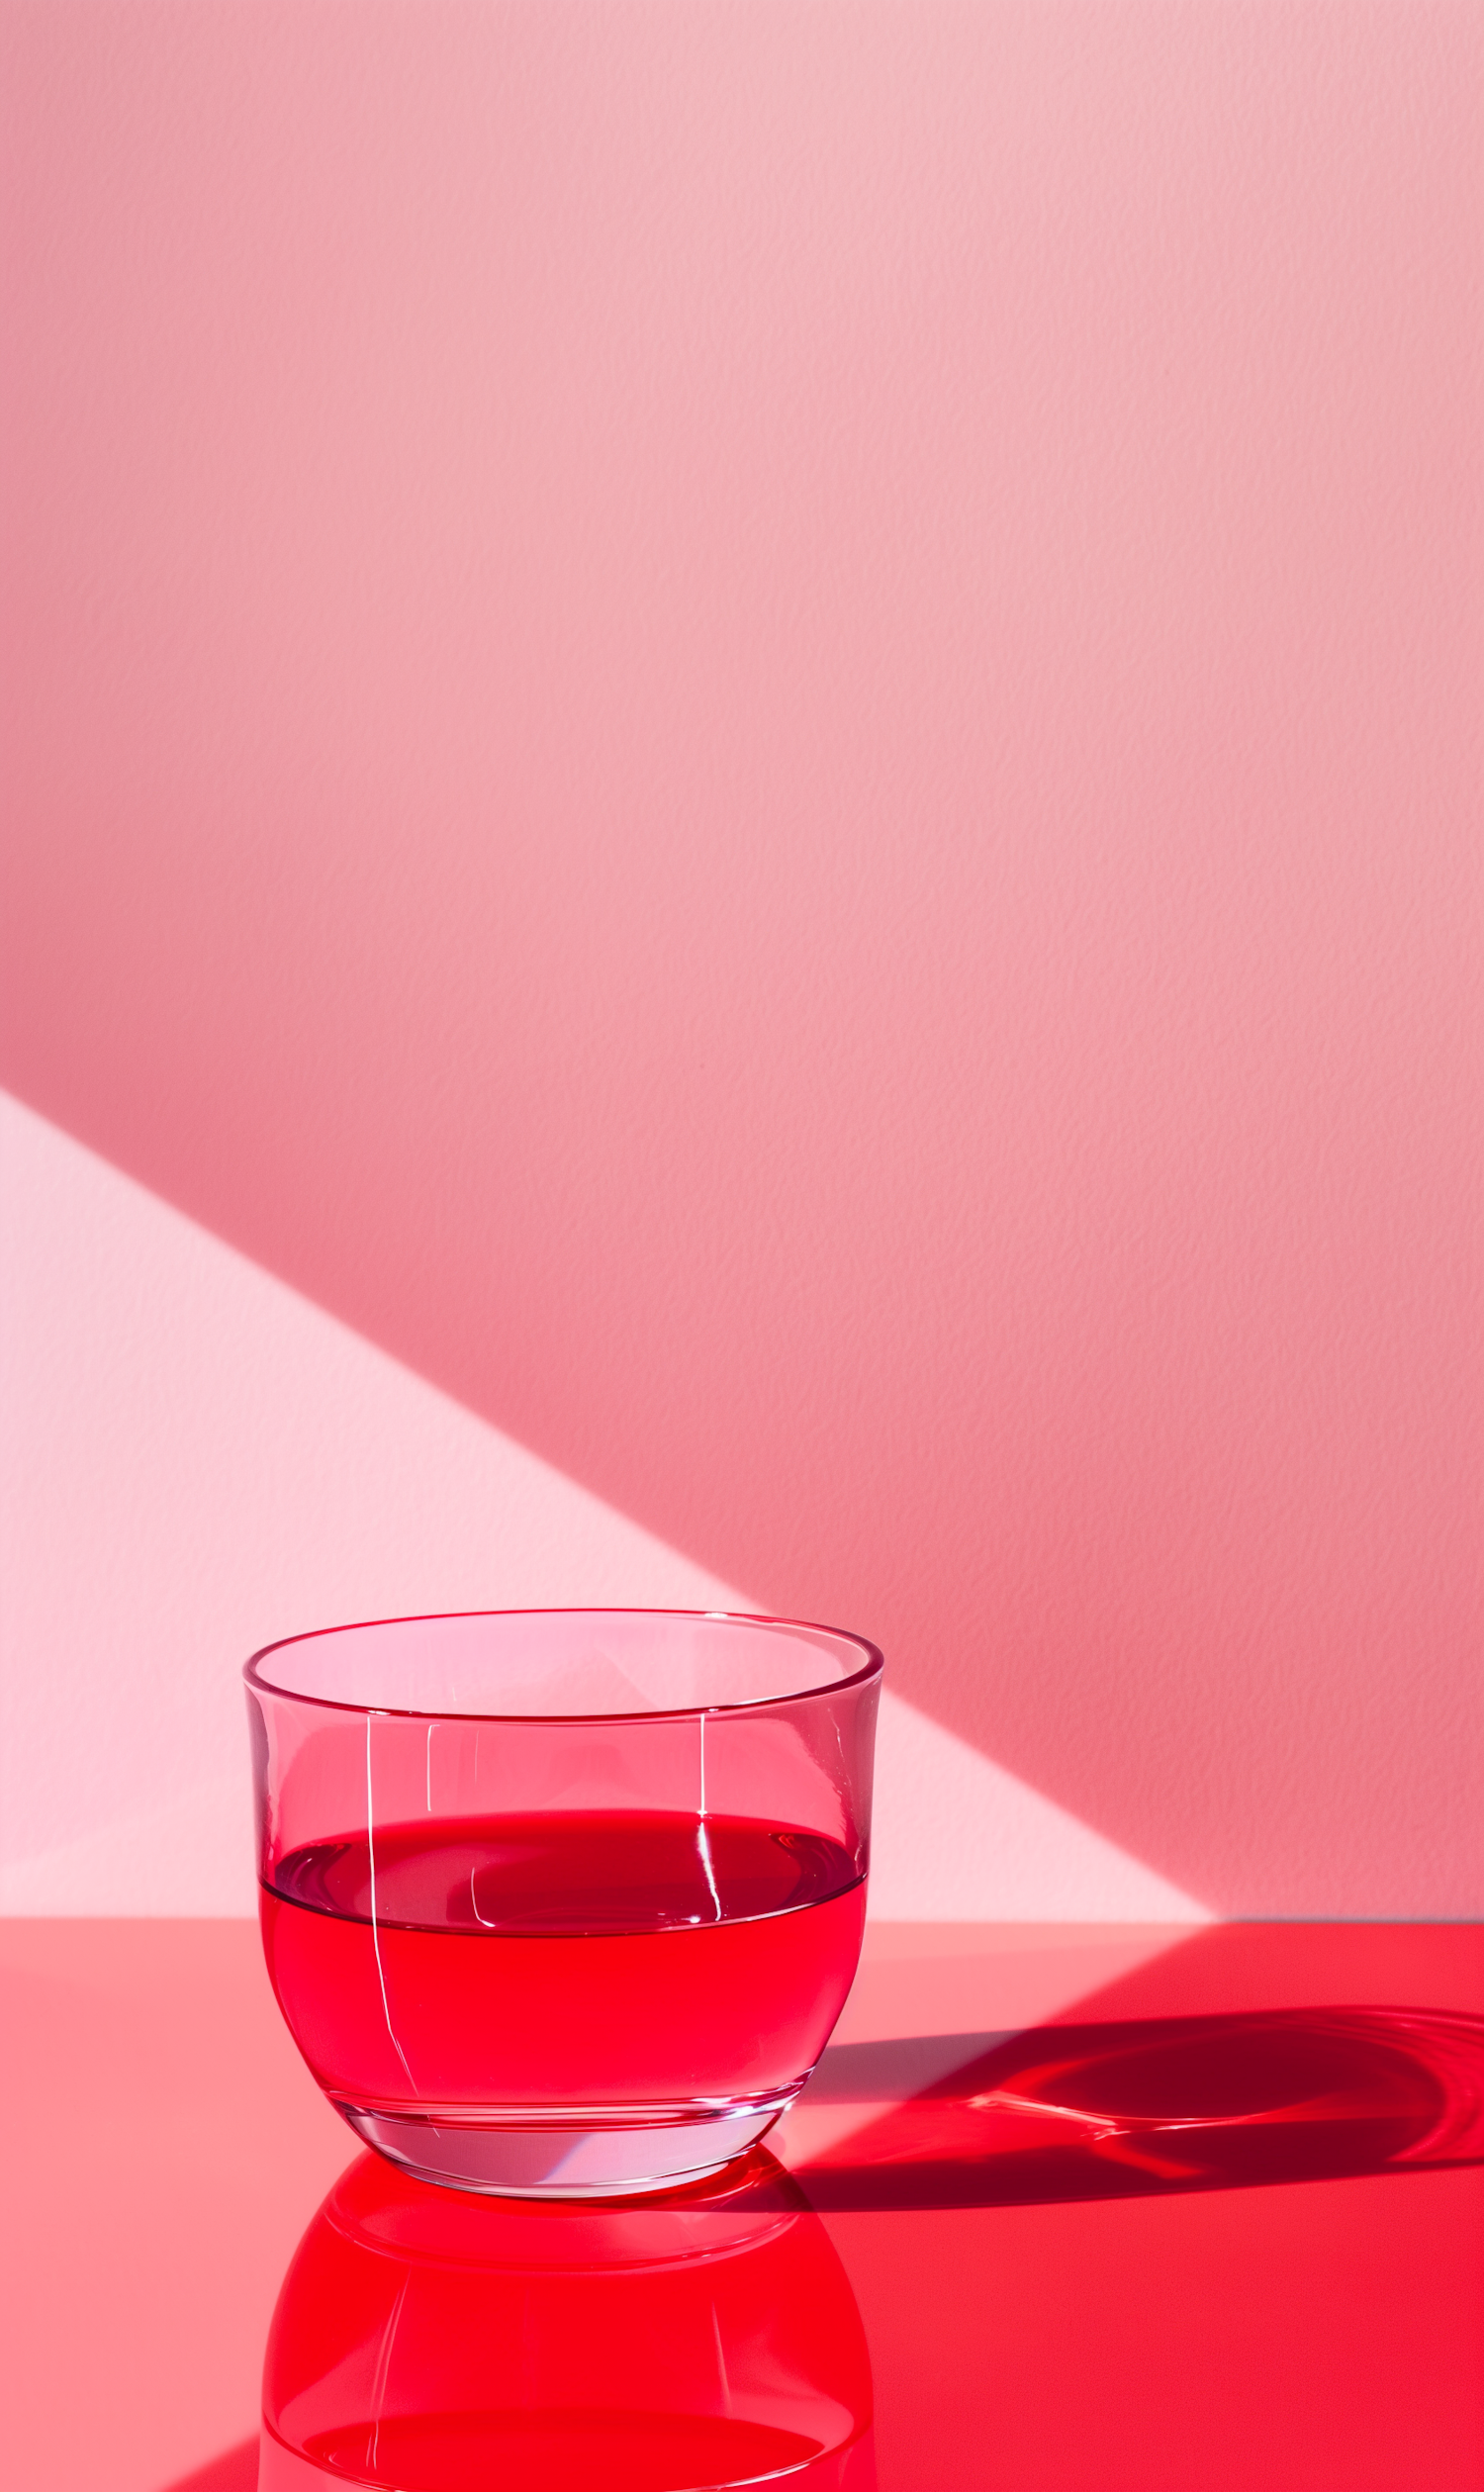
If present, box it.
[245,1608,881,2196]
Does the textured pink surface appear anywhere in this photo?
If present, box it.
[3,1,1482,1911]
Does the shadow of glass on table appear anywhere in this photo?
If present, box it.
[782,2002,1484,2212]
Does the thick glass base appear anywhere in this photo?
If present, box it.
[332,2088,801,2196]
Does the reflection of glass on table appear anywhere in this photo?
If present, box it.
[258,2147,875,2492]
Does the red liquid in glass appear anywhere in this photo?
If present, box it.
[261,1810,865,2112]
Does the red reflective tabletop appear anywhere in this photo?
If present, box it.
[4,1919,1483,2491]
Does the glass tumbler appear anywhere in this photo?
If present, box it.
[245,1609,881,2196]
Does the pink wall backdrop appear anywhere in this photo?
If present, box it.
[3,0,1482,1916]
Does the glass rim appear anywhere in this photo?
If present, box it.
[242,1605,884,1724]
